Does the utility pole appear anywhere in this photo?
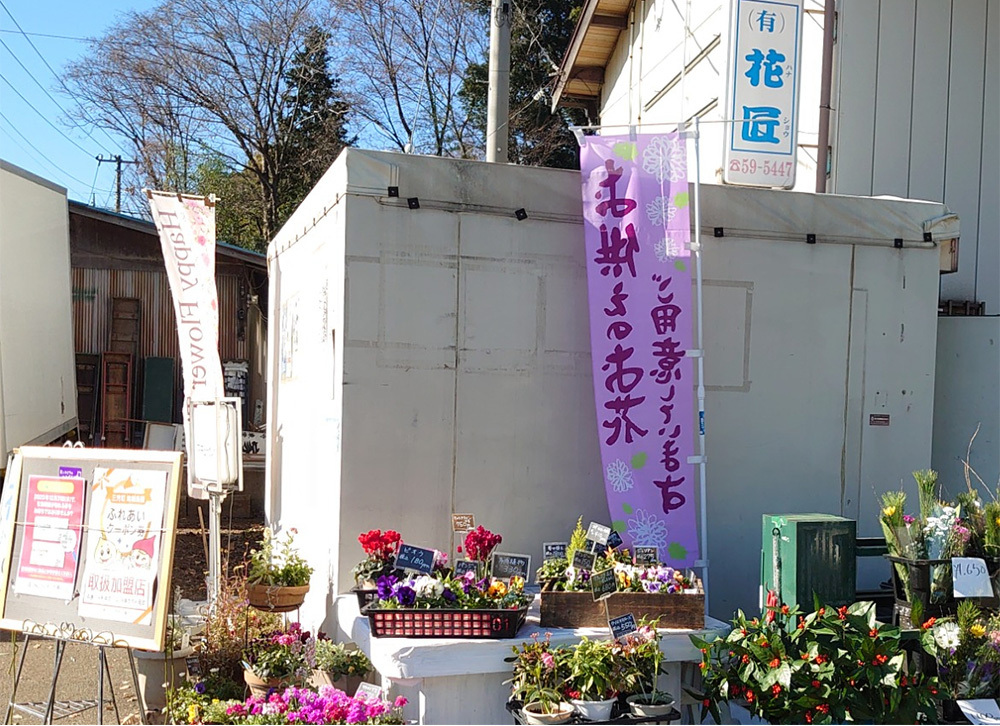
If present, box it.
[96,155,138,213]
[485,0,511,163]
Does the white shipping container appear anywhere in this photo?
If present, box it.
[266,149,952,630]
[0,162,78,465]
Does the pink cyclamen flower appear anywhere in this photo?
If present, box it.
[541,651,556,670]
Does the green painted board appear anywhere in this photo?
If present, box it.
[141,357,175,423]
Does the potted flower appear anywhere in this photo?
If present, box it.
[352,529,403,607]
[462,525,503,577]
[562,637,620,721]
[919,601,1000,719]
[221,685,408,725]
[505,633,575,725]
[690,594,938,724]
[241,621,312,697]
[615,620,675,717]
[247,527,313,612]
[309,638,374,694]
[366,569,531,638]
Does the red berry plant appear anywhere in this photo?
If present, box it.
[688,594,938,724]
[352,529,402,587]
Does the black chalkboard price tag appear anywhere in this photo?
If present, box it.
[591,568,618,602]
[491,552,531,580]
[543,542,568,561]
[395,544,436,574]
[609,613,638,640]
[185,655,202,678]
[634,546,659,565]
[572,549,597,572]
[454,560,479,577]
[587,522,612,545]
[355,682,384,700]
[606,530,623,550]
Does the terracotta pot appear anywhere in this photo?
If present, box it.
[247,583,309,612]
[522,701,575,725]
[570,697,617,721]
[243,668,293,698]
[308,668,372,695]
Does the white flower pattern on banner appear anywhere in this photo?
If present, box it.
[627,509,669,549]
[606,459,634,492]
[654,235,686,262]
[642,135,687,183]
[645,196,677,226]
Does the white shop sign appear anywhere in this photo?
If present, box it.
[723,0,802,189]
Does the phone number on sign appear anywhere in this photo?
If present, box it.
[728,158,794,177]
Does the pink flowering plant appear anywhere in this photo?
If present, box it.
[242,622,314,681]
[505,632,570,714]
[223,685,407,725]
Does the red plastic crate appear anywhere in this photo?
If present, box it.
[364,606,527,639]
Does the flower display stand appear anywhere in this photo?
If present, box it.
[539,581,704,629]
[506,698,680,724]
[886,555,1000,627]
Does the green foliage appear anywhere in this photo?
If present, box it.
[690,600,938,724]
[166,672,244,725]
[312,640,372,679]
[914,469,940,521]
[458,0,586,168]
[247,528,314,587]
[567,637,618,700]
[920,609,1000,698]
[985,500,1000,557]
[566,516,587,564]
[535,556,568,584]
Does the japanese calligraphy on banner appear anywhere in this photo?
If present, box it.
[13,476,85,600]
[79,468,167,624]
[148,191,225,500]
[580,133,698,567]
[724,0,802,188]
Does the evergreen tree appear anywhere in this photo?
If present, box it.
[459,0,587,169]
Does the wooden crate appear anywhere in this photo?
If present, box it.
[540,587,704,629]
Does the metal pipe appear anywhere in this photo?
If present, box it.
[815,0,836,192]
[692,117,709,616]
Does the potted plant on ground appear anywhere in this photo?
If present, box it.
[690,594,939,724]
[309,638,374,693]
[134,611,200,715]
[564,636,620,721]
[241,621,312,697]
[352,529,403,607]
[505,633,575,725]
[615,619,675,717]
[247,527,313,612]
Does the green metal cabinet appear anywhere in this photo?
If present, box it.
[761,514,856,609]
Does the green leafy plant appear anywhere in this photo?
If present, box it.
[312,639,373,680]
[614,618,671,703]
[505,632,570,714]
[689,596,938,724]
[248,527,313,587]
[165,672,243,725]
[242,622,311,681]
[565,636,619,701]
[565,516,587,565]
[535,556,568,585]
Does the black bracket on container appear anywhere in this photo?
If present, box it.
[923,232,933,242]
[894,238,904,249]
[806,233,816,244]
[407,197,420,210]
[713,227,724,238]
[387,186,399,197]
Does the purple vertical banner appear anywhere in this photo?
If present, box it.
[580,133,698,567]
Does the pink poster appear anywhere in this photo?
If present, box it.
[580,133,698,566]
[14,476,85,600]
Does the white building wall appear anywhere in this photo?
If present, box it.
[831,0,999,311]
[598,0,826,191]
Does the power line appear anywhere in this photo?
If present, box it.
[0,28,97,42]
[0,72,98,157]
[0,37,115,154]
[0,110,113,194]
[0,0,122,150]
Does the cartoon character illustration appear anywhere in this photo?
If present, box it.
[95,535,121,564]
[129,537,155,570]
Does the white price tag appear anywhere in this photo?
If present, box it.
[958,700,1000,724]
[952,557,993,598]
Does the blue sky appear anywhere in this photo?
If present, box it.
[0,0,158,213]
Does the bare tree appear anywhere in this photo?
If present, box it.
[64,0,341,241]
[337,0,485,156]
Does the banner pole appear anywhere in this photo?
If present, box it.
[691,117,709,617]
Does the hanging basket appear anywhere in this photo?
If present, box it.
[247,583,310,612]
[243,668,295,698]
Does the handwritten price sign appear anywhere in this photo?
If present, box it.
[953,557,994,598]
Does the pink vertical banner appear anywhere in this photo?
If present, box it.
[580,133,698,567]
